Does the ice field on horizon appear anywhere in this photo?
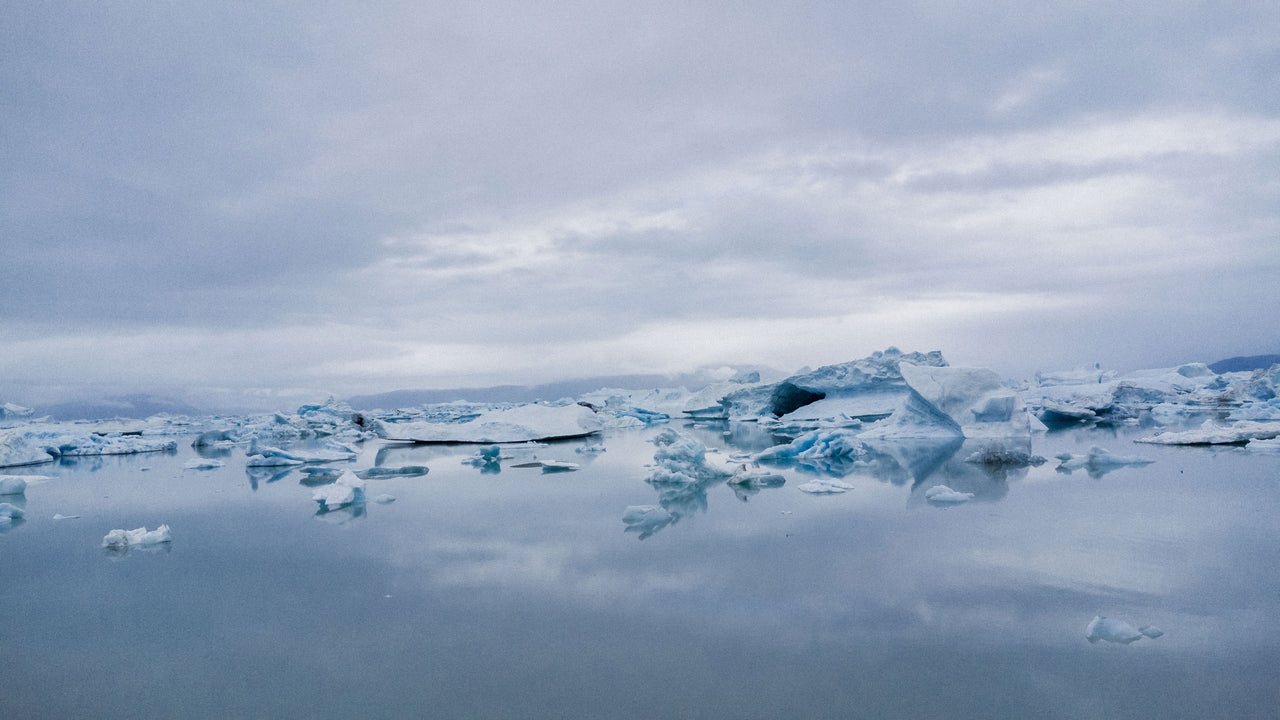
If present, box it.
[3,349,1280,718]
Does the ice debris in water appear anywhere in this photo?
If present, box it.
[312,470,365,510]
[1085,616,1163,644]
[372,494,396,504]
[52,513,80,520]
[102,525,172,549]
[0,503,24,522]
[184,458,225,470]
[540,461,579,473]
[797,479,854,494]
[622,505,674,539]
[924,485,974,504]
[1055,446,1154,476]
[0,476,28,495]
[1135,419,1280,446]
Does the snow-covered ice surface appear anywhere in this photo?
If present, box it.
[2,357,1280,717]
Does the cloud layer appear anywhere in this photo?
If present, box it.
[3,2,1278,403]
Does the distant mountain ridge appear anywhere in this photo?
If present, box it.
[1208,354,1280,373]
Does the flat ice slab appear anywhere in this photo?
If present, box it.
[924,485,974,504]
[1136,420,1280,445]
[379,403,604,443]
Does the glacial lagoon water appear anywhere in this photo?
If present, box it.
[2,422,1278,719]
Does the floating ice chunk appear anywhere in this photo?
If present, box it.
[898,363,1031,439]
[55,435,178,457]
[0,503,24,521]
[0,432,56,468]
[312,470,366,510]
[856,389,964,441]
[0,476,28,495]
[1136,420,1280,445]
[376,403,604,443]
[727,469,786,489]
[924,485,974,504]
[575,445,606,454]
[372,494,396,504]
[798,479,854,494]
[102,525,172,549]
[622,505,674,539]
[756,428,868,462]
[540,461,579,473]
[52,513,80,520]
[963,445,1046,466]
[246,453,304,467]
[184,458,225,470]
[1246,437,1280,453]
[1139,625,1163,639]
[1055,446,1154,476]
[1085,616,1147,644]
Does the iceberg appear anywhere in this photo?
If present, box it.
[0,432,56,468]
[0,476,28,495]
[924,485,974,504]
[1085,616,1157,644]
[622,505,674,539]
[797,478,854,494]
[52,434,178,457]
[374,403,604,443]
[101,525,172,549]
[1135,420,1280,445]
[184,458,225,470]
[1055,446,1154,476]
[755,428,869,463]
[897,363,1031,439]
[312,470,366,510]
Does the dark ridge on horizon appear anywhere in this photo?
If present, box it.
[37,394,206,421]
[1207,354,1280,374]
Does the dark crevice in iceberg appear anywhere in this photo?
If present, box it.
[768,383,826,417]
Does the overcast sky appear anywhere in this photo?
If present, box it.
[3,2,1279,406]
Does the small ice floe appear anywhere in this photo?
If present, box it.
[462,445,504,469]
[184,458,225,470]
[372,494,396,504]
[102,525,172,550]
[0,502,25,522]
[727,469,786,490]
[622,505,674,539]
[1245,437,1280,453]
[52,513,80,520]
[1055,446,1154,476]
[1085,616,1163,644]
[0,476,28,495]
[924,485,974,504]
[1135,420,1280,445]
[540,461,579,473]
[797,479,854,494]
[574,445,605,454]
[312,470,365,510]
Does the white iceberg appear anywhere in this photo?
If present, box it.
[102,525,172,549]
[797,478,854,494]
[52,434,179,457]
[184,458,225,470]
[1055,446,1154,475]
[1134,419,1280,445]
[312,470,366,510]
[1085,616,1157,644]
[622,504,674,539]
[375,403,603,443]
[0,432,55,468]
[924,485,974,504]
[1246,437,1280,453]
[0,476,28,495]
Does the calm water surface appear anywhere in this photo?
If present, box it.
[2,422,1278,719]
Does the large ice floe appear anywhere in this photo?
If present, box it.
[372,402,604,443]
